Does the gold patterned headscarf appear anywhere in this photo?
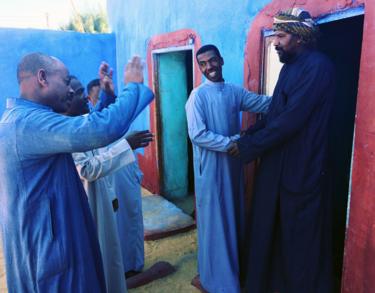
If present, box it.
[273,8,319,45]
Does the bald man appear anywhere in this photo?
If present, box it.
[0,53,153,292]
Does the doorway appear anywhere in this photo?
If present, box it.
[318,14,364,292]
[153,49,194,199]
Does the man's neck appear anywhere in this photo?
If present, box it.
[206,78,225,83]
[285,47,309,64]
[20,88,41,104]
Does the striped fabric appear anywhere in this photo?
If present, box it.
[273,8,319,45]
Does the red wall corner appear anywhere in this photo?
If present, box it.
[342,0,375,291]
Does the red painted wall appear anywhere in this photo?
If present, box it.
[139,29,201,194]
[243,0,375,291]
[342,0,375,291]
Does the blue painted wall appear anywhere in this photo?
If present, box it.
[106,0,273,131]
[0,28,116,114]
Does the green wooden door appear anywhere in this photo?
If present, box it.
[157,52,189,198]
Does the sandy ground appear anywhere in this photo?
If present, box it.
[130,229,200,293]
[0,192,199,292]
[0,246,6,292]
[0,230,200,293]
[131,190,200,292]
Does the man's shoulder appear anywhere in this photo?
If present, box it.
[186,84,212,111]
[306,50,333,68]
[293,50,334,77]
[189,84,209,101]
[224,82,244,92]
[2,104,44,123]
[193,82,240,91]
[193,82,210,93]
[0,106,26,124]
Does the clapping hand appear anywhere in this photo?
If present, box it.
[98,62,115,97]
[124,56,144,84]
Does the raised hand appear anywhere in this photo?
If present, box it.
[98,61,113,80]
[124,56,144,84]
[98,61,115,97]
[126,130,154,150]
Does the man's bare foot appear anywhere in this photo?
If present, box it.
[126,261,176,289]
[125,270,141,279]
[191,275,209,293]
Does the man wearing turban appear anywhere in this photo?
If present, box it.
[230,8,335,292]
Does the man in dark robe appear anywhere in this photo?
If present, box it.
[229,8,335,293]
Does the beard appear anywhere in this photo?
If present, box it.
[276,48,295,64]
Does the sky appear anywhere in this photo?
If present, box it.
[0,0,106,29]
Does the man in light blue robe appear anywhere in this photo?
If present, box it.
[88,74,148,278]
[73,139,134,293]
[185,45,271,293]
[68,76,152,292]
[0,53,152,292]
[65,76,130,293]
[89,74,148,278]
[113,158,145,276]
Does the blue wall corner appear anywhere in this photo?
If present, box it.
[0,28,117,114]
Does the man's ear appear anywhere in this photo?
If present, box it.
[220,57,224,66]
[36,69,48,87]
[296,36,303,44]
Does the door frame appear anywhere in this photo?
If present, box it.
[140,29,201,194]
[152,48,194,197]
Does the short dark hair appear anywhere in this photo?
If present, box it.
[17,52,56,84]
[196,44,222,60]
[69,76,84,92]
[87,79,100,94]
[69,75,79,86]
